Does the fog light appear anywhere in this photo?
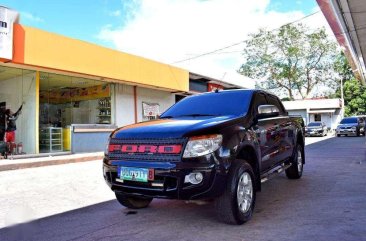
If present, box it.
[184,172,203,184]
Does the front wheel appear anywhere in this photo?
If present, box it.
[286,144,304,179]
[115,193,153,209]
[215,160,256,225]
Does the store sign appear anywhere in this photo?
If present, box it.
[142,102,160,117]
[40,84,110,104]
[207,83,224,92]
[0,7,19,60]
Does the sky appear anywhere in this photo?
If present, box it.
[1,0,333,88]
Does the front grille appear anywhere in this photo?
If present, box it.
[108,138,187,161]
[340,126,353,129]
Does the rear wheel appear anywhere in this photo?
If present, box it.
[215,160,256,225]
[286,144,304,179]
[115,193,153,209]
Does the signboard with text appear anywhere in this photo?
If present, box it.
[207,83,224,92]
[142,102,160,117]
[0,7,19,60]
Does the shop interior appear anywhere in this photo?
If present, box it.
[39,72,112,153]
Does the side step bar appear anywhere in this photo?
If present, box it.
[260,163,292,183]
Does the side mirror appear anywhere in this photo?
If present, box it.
[257,105,279,119]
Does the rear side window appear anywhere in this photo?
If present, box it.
[266,95,286,115]
[252,93,267,115]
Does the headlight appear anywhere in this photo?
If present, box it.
[183,134,222,158]
[351,126,357,130]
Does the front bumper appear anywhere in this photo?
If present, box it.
[336,129,357,136]
[305,129,324,136]
[103,157,227,200]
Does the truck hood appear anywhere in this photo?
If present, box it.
[112,115,240,139]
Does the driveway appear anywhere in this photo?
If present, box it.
[1,136,365,241]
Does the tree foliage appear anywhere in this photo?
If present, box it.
[343,79,366,116]
[334,52,354,83]
[330,52,365,116]
[239,23,338,100]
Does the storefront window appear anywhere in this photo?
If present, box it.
[0,65,37,155]
[39,72,113,153]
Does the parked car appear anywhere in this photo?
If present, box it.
[103,89,305,225]
[305,122,328,137]
[336,116,365,137]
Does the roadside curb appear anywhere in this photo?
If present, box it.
[0,154,103,172]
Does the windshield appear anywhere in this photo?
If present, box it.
[308,122,321,127]
[340,118,358,124]
[161,90,253,118]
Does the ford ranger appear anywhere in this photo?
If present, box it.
[103,89,305,224]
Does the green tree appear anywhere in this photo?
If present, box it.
[334,52,354,83]
[329,51,365,116]
[343,79,366,116]
[239,23,338,100]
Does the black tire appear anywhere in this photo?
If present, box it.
[337,134,341,137]
[115,193,153,209]
[356,129,360,137]
[215,160,256,225]
[285,144,304,179]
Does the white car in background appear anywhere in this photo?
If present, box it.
[336,117,365,137]
[305,122,328,137]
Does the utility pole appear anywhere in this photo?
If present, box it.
[340,78,345,119]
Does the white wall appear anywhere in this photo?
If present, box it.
[136,86,175,122]
[283,99,342,110]
[288,109,307,124]
[114,84,175,127]
[308,112,342,129]
[115,84,135,127]
[0,72,37,154]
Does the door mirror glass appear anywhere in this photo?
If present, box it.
[257,105,279,119]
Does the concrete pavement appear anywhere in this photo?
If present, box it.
[0,152,104,171]
[0,136,365,241]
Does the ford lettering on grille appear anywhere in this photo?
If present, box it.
[109,144,182,154]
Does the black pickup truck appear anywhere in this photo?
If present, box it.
[103,89,305,224]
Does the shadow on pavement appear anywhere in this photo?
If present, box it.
[1,136,365,241]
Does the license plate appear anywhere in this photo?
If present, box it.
[119,167,151,182]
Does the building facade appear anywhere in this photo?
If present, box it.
[0,7,251,156]
[283,99,343,130]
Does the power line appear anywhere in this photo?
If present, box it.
[172,11,321,64]
[184,24,366,57]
